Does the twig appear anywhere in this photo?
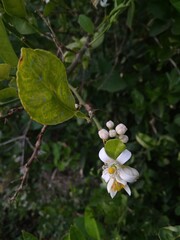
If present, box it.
[37,11,64,61]
[67,36,90,75]
[0,136,27,147]
[0,106,23,120]
[10,125,47,202]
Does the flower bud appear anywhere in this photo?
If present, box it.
[115,123,127,135]
[109,129,116,138]
[98,129,109,140]
[106,120,115,129]
[119,135,129,143]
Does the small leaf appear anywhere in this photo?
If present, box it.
[105,139,126,159]
[0,63,11,80]
[78,14,94,34]
[136,133,157,149]
[16,48,76,125]
[85,207,101,240]
[22,230,38,240]
[0,87,18,105]
[0,19,18,67]
[1,0,27,18]
[158,225,180,240]
[126,0,135,29]
[70,225,86,240]
[170,0,180,12]
[10,17,36,35]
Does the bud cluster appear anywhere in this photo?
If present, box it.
[98,120,129,143]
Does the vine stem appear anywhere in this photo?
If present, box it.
[10,125,47,202]
[69,84,102,130]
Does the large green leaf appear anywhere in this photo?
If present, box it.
[16,48,76,125]
[1,0,27,18]
[105,139,126,159]
[85,207,100,240]
[0,63,11,80]
[0,19,18,67]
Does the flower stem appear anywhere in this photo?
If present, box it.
[69,84,102,130]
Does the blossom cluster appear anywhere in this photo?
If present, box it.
[98,121,129,143]
[98,121,139,198]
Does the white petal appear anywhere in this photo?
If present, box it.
[124,184,131,196]
[118,166,139,183]
[116,149,132,164]
[102,169,110,183]
[99,147,114,164]
[109,190,117,198]
[115,175,127,186]
[107,178,114,193]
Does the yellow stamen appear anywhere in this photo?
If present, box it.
[112,180,124,192]
[108,166,116,174]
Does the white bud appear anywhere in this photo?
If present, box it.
[75,104,79,109]
[119,135,129,143]
[115,123,128,135]
[106,120,115,129]
[98,129,109,140]
[109,129,116,138]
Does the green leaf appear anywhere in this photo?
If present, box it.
[0,87,18,105]
[0,19,18,67]
[1,0,27,18]
[22,231,38,240]
[0,63,11,80]
[16,48,76,125]
[158,225,180,240]
[126,0,135,29]
[70,225,86,240]
[170,0,180,12]
[136,133,157,149]
[105,139,126,159]
[10,16,36,35]
[85,207,100,240]
[78,14,94,34]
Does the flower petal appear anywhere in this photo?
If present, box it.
[116,149,132,164]
[124,184,131,196]
[109,190,117,198]
[99,147,114,164]
[102,169,110,183]
[118,166,139,183]
[115,175,127,186]
[107,178,114,193]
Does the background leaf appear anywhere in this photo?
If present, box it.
[16,48,76,125]
[0,63,11,80]
[85,207,101,240]
[78,14,94,34]
[22,231,38,240]
[0,19,18,67]
[1,0,27,18]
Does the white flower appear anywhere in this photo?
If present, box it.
[44,0,50,3]
[119,134,129,143]
[99,147,139,198]
[109,129,116,138]
[98,129,109,140]
[100,0,109,7]
[102,165,131,198]
[115,123,128,135]
[106,120,114,129]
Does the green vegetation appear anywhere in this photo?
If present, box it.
[0,0,179,239]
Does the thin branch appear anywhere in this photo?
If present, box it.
[67,36,90,75]
[0,106,23,120]
[10,125,47,202]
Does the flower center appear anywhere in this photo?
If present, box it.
[112,180,124,192]
[108,166,116,174]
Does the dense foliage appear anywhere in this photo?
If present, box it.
[0,0,180,239]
